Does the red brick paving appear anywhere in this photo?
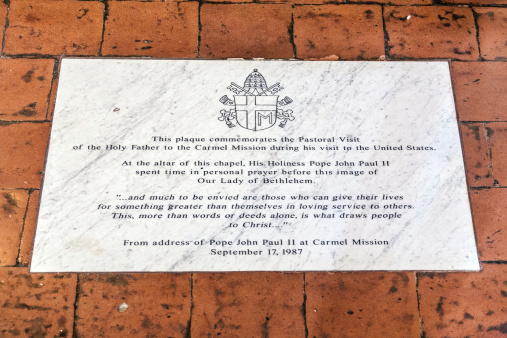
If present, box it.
[475,7,507,61]
[0,59,54,121]
[0,0,506,336]
[351,0,431,3]
[47,69,59,120]
[384,6,479,60]
[0,123,51,189]
[485,123,507,186]
[460,124,494,188]
[0,190,29,266]
[75,273,191,337]
[306,272,420,337]
[102,2,199,57]
[0,2,7,50]
[4,0,104,56]
[470,188,507,261]
[18,190,39,266]
[200,4,293,59]
[192,273,305,337]
[444,0,507,4]
[0,268,76,337]
[452,62,507,122]
[418,265,507,337]
[294,5,384,60]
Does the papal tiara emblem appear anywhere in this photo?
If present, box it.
[218,69,295,131]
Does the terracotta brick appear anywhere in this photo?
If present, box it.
[102,2,199,57]
[475,8,507,61]
[47,70,59,120]
[0,190,29,266]
[75,273,191,336]
[452,62,507,122]
[306,272,419,337]
[349,0,430,4]
[200,4,293,59]
[384,6,479,60]
[4,0,104,56]
[0,267,76,337]
[256,0,337,4]
[110,0,167,2]
[486,123,507,186]
[0,59,54,121]
[192,272,304,337]
[443,0,507,4]
[207,0,255,3]
[470,188,507,260]
[294,5,384,60]
[0,122,51,189]
[460,124,494,187]
[418,265,507,337]
[18,190,39,266]
[0,2,7,50]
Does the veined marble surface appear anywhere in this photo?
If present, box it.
[31,59,479,272]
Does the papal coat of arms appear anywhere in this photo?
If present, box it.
[218,69,295,130]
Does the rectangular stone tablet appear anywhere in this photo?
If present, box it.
[31,59,479,272]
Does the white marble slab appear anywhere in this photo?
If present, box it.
[31,59,479,272]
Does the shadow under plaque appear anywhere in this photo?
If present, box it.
[30,59,479,272]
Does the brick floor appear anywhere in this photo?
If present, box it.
[444,0,507,5]
[0,190,29,266]
[75,273,192,336]
[0,2,7,51]
[0,123,51,189]
[470,188,507,261]
[384,6,479,60]
[0,0,506,336]
[4,0,104,56]
[485,123,507,186]
[192,273,305,337]
[0,268,76,337]
[102,2,199,57]
[452,62,507,122]
[294,5,384,60]
[418,265,507,337]
[351,0,431,4]
[460,124,494,188]
[475,7,507,61]
[18,190,39,266]
[306,272,420,337]
[0,59,54,121]
[200,4,293,59]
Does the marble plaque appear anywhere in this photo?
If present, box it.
[31,59,479,272]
